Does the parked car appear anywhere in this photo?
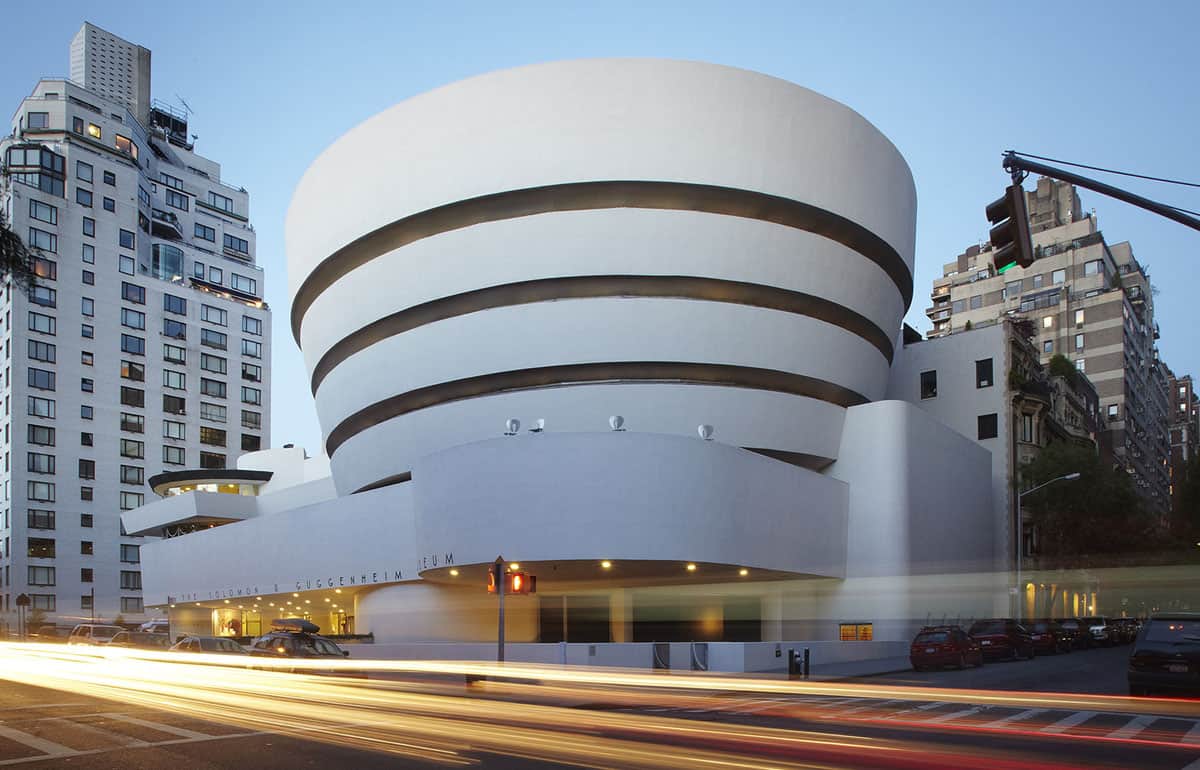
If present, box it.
[107,631,171,650]
[1082,616,1113,647]
[1027,619,1072,655]
[67,624,125,646]
[139,619,170,634]
[1058,618,1092,649]
[910,626,983,671]
[170,636,249,655]
[248,618,349,667]
[1128,612,1200,696]
[1110,618,1138,645]
[968,619,1034,661]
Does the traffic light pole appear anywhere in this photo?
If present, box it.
[494,557,505,663]
[1004,151,1200,234]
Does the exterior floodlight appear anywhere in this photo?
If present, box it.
[698,424,714,440]
[1063,472,1081,480]
[504,418,520,436]
[530,418,545,433]
[609,415,625,431]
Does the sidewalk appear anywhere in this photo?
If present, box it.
[805,655,913,680]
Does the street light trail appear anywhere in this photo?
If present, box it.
[0,642,1194,769]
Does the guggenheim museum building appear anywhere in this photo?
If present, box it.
[125,59,1003,661]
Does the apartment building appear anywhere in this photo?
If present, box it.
[1168,371,1199,527]
[0,23,271,630]
[925,178,1172,518]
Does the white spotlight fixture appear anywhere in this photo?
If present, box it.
[698,424,714,440]
[529,418,545,433]
[504,418,521,436]
[609,415,625,431]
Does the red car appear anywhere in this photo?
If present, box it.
[910,626,983,671]
[1027,619,1073,655]
[968,619,1035,661]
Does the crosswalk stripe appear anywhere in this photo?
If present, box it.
[100,713,212,739]
[1106,715,1157,740]
[982,708,1048,728]
[924,707,983,724]
[43,718,149,747]
[0,724,76,756]
[1182,720,1200,747]
[1180,757,1200,770]
[1040,711,1097,734]
[835,699,903,716]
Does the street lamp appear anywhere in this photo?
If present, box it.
[1016,472,1081,620]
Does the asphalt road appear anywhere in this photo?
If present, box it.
[854,640,1134,694]
[0,645,1196,770]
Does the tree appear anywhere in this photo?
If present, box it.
[1021,441,1153,564]
[0,212,41,293]
[1178,454,1200,540]
[1047,353,1077,386]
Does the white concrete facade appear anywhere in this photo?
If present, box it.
[130,60,1004,656]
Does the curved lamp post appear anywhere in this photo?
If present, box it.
[1016,472,1081,620]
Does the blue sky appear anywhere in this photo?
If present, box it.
[4,1,1197,456]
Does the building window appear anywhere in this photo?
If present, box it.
[103,170,116,186]
[28,312,56,335]
[209,266,223,284]
[76,160,93,182]
[163,445,185,465]
[119,229,135,249]
[121,597,144,614]
[164,294,187,315]
[120,544,141,564]
[29,199,58,225]
[80,432,93,447]
[951,299,964,314]
[80,540,94,555]
[977,413,999,440]
[28,227,57,253]
[165,189,189,211]
[115,135,138,160]
[242,316,262,336]
[224,234,250,256]
[1076,358,1086,373]
[241,434,261,452]
[241,386,262,406]
[27,396,55,418]
[200,402,226,423]
[163,394,187,415]
[27,453,55,474]
[201,329,227,350]
[241,339,262,359]
[208,191,234,213]
[81,405,93,420]
[28,367,56,391]
[969,294,982,310]
[163,369,186,390]
[194,223,216,242]
[103,197,115,212]
[76,188,93,207]
[82,243,94,263]
[82,269,95,286]
[1042,316,1053,329]
[28,537,56,559]
[121,361,145,381]
[200,427,227,447]
[120,413,144,433]
[1074,309,1084,326]
[80,514,93,528]
[163,420,185,440]
[27,481,55,502]
[27,509,55,530]
[1075,333,1084,351]
[1083,259,1102,276]
[81,323,94,338]
[30,285,56,308]
[28,340,56,363]
[1020,413,1034,443]
[975,358,993,388]
[119,255,135,275]
[120,334,145,356]
[1051,269,1066,284]
[120,466,144,486]
[80,378,93,393]
[118,386,142,408]
[121,308,146,330]
[119,492,143,511]
[28,424,55,446]
[81,297,94,317]
[163,343,186,365]
[81,594,93,610]
[78,458,96,479]
[31,595,56,612]
[242,363,262,382]
[193,261,205,279]
[201,378,227,399]
[120,571,142,590]
[201,354,227,375]
[121,282,146,304]
[241,410,261,430]
[201,305,227,326]
[120,439,144,459]
[1032,274,1044,288]
[28,566,55,586]
[200,451,226,469]
[1107,404,1119,420]
[919,370,937,399]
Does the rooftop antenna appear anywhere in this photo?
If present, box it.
[175,94,195,117]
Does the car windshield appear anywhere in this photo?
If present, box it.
[294,637,343,656]
[1144,619,1200,643]
[969,622,1006,635]
[914,632,949,643]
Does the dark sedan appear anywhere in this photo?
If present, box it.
[1128,613,1200,696]
[1027,619,1072,655]
[968,619,1034,661]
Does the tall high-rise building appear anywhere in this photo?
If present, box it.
[0,24,271,630]
[1168,370,1199,527]
[925,178,1172,518]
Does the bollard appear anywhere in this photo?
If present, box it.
[803,647,811,679]
[787,648,798,678]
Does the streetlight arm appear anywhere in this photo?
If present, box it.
[1019,472,1081,500]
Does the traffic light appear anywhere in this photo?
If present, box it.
[986,184,1035,274]
[487,567,536,594]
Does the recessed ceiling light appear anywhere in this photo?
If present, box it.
[686,563,697,572]
[509,563,520,570]
[601,560,612,569]
[449,569,459,577]
[738,568,749,577]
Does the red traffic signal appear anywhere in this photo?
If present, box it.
[986,184,1035,273]
[487,568,536,594]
